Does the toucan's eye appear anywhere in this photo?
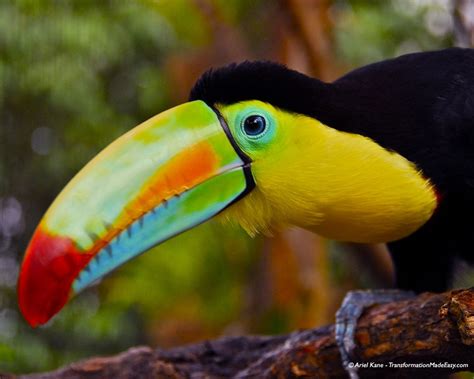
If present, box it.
[242,115,266,137]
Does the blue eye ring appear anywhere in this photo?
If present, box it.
[241,114,267,138]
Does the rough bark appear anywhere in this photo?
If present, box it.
[5,288,473,379]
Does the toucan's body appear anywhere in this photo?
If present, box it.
[18,48,474,327]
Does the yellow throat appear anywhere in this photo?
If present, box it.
[219,101,437,243]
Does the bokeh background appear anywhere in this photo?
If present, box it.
[1,0,473,374]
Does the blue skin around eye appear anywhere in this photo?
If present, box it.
[235,108,276,150]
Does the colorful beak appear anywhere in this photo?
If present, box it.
[18,101,254,327]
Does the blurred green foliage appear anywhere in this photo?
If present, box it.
[0,0,455,374]
[334,0,453,65]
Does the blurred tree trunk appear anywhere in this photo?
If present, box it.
[453,0,474,47]
[283,0,338,79]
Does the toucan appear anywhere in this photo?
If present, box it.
[18,48,474,333]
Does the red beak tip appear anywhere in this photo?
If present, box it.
[18,268,59,328]
[17,228,93,327]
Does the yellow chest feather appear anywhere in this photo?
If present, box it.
[220,108,437,243]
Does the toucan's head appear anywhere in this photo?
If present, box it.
[18,61,437,327]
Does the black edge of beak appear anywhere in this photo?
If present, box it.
[211,106,256,202]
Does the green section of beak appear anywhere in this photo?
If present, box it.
[18,100,254,327]
[43,101,249,250]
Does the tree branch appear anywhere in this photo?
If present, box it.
[7,288,474,379]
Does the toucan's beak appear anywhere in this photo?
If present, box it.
[18,100,254,327]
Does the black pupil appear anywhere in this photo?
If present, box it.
[243,115,266,136]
